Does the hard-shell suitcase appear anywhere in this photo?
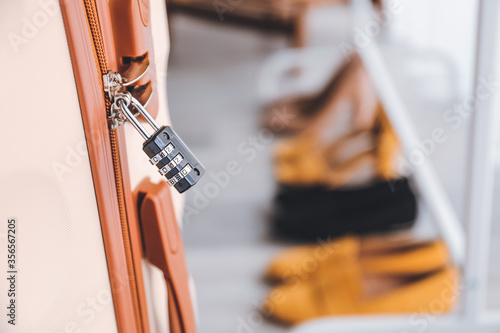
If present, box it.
[0,0,200,332]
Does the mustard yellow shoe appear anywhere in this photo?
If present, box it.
[264,236,359,282]
[264,236,449,282]
[274,131,377,187]
[358,267,459,315]
[264,265,459,325]
[263,248,363,324]
[274,104,400,188]
[360,239,449,276]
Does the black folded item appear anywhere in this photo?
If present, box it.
[271,178,417,241]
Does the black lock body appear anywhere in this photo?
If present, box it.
[143,126,205,193]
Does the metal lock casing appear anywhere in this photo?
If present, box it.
[144,126,205,193]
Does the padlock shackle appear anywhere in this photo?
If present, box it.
[130,96,160,131]
[118,99,151,140]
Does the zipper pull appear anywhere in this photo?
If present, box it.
[103,71,205,193]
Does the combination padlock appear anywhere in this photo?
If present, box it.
[113,91,205,193]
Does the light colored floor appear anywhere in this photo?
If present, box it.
[167,13,500,333]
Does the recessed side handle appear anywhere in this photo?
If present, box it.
[136,179,197,333]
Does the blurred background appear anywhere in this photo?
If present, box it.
[166,0,500,332]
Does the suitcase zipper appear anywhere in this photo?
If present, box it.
[82,1,144,332]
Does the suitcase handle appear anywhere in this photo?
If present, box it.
[136,179,196,333]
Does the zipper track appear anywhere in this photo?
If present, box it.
[82,1,144,332]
